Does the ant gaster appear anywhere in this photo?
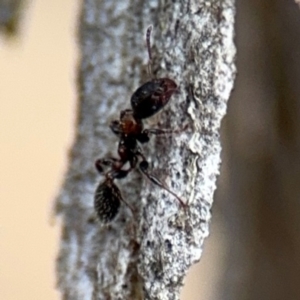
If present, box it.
[94,26,185,223]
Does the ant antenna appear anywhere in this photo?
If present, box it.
[146,25,154,78]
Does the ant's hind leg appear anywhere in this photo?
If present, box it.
[142,124,189,137]
[95,158,121,173]
[100,155,137,180]
[139,160,186,208]
[143,128,173,135]
[137,127,186,144]
[137,128,175,144]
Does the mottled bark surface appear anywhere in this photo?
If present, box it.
[56,1,236,299]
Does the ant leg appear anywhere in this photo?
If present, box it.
[144,124,189,136]
[137,125,188,144]
[114,154,138,177]
[137,128,177,143]
[99,155,137,180]
[138,160,186,208]
[96,157,131,179]
[95,158,121,173]
[109,161,136,179]
[144,128,173,135]
[104,157,138,214]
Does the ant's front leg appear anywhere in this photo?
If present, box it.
[137,156,186,208]
[137,127,186,144]
[96,154,138,179]
[145,125,189,135]
[137,128,173,144]
[144,128,174,135]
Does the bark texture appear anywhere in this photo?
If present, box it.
[56,1,236,299]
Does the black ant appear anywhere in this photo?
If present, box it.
[94,26,186,223]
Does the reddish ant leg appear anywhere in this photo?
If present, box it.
[138,160,186,208]
[152,123,189,135]
[144,128,174,135]
[137,129,172,144]
[138,126,188,143]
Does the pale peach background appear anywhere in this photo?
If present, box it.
[0,0,79,299]
[0,1,221,299]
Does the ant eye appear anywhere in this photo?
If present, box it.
[94,180,122,223]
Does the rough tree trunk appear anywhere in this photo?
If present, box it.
[55,1,236,299]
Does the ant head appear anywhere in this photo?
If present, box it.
[131,78,177,119]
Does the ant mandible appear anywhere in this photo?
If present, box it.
[94,26,185,223]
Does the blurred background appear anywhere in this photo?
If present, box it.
[0,0,79,299]
[1,0,300,300]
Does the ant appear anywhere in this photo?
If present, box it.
[94,26,186,223]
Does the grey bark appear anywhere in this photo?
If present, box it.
[55,1,236,300]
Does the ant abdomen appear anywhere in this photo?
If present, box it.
[94,179,122,223]
[131,78,177,119]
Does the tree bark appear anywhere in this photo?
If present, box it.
[55,1,236,299]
